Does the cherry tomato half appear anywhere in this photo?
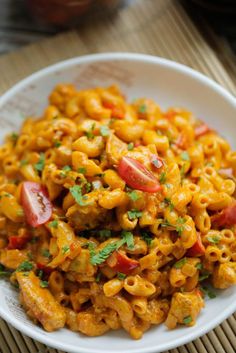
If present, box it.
[117,156,161,193]
[211,202,236,228]
[107,251,139,275]
[186,233,205,257]
[21,182,52,228]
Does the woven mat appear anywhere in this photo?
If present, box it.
[0,0,236,352]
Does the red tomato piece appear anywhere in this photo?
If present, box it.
[107,251,139,275]
[21,182,52,228]
[7,236,29,250]
[37,263,53,275]
[194,122,210,138]
[211,202,236,228]
[117,156,161,193]
[150,154,164,169]
[103,102,125,119]
[186,233,205,257]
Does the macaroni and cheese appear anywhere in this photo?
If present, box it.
[0,84,236,339]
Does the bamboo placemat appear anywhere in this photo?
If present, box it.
[0,0,236,352]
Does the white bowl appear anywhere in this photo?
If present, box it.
[0,53,236,353]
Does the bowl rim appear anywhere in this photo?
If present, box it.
[0,52,236,353]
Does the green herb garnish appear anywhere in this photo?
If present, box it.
[70,185,87,206]
[117,272,126,280]
[40,280,49,288]
[16,261,33,272]
[180,151,190,161]
[159,172,167,184]
[127,142,134,151]
[174,258,187,269]
[141,231,153,246]
[138,104,147,113]
[41,249,51,258]
[164,197,174,211]
[62,245,70,255]
[34,153,45,172]
[207,235,221,244]
[100,126,110,137]
[127,209,143,221]
[195,263,203,270]
[199,271,210,282]
[127,190,140,201]
[183,315,192,325]
[200,286,216,299]
[86,123,95,139]
[54,141,61,148]
[90,231,134,265]
[78,167,86,174]
[62,165,72,172]
[48,220,58,228]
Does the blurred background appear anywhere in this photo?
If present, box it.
[1,0,236,55]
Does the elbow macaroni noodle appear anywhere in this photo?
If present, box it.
[0,83,236,339]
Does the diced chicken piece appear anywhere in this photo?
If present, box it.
[165,290,204,329]
[16,271,66,332]
[212,262,236,289]
[66,191,108,231]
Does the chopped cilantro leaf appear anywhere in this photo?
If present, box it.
[16,261,33,272]
[40,280,49,288]
[100,125,110,137]
[54,140,61,148]
[41,249,51,258]
[70,185,87,206]
[62,245,70,255]
[34,153,45,172]
[117,272,126,280]
[199,271,210,282]
[207,235,221,244]
[86,123,95,139]
[180,151,190,161]
[159,172,167,184]
[11,132,19,143]
[85,182,92,193]
[62,165,72,171]
[127,209,143,221]
[127,190,140,201]
[90,242,118,265]
[138,104,147,113]
[48,220,58,228]
[183,315,192,325]
[95,272,102,282]
[90,231,134,265]
[195,263,203,270]
[78,167,86,174]
[121,231,134,250]
[141,231,153,246]
[164,197,174,211]
[174,258,187,269]
[200,286,216,299]
[127,142,134,151]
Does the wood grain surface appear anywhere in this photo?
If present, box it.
[0,1,236,353]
